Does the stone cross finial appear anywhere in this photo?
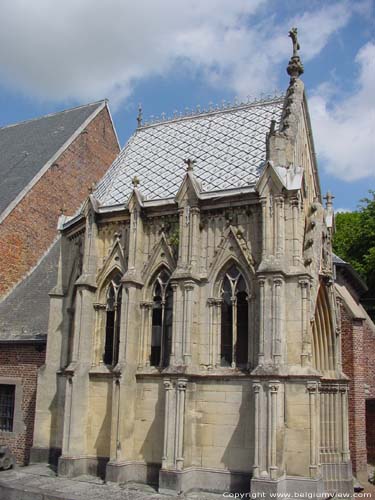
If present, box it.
[137,104,143,127]
[287,27,304,78]
[184,158,196,171]
[324,191,335,208]
[132,176,140,187]
[289,28,300,57]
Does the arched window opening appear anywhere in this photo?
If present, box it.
[220,264,249,367]
[150,269,173,367]
[103,273,122,366]
[312,285,335,372]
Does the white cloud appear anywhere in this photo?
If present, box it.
[0,0,354,107]
[309,42,375,181]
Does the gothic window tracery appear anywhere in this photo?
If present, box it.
[103,273,122,366]
[150,268,173,367]
[219,264,249,367]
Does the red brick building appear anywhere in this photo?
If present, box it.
[0,101,119,464]
[335,255,375,475]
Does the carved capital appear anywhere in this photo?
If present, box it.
[273,276,283,287]
[93,302,106,311]
[183,281,195,291]
[253,383,261,394]
[269,382,280,393]
[140,301,153,310]
[163,379,173,391]
[177,378,188,391]
[306,381,318,394]
[258,277,266,287]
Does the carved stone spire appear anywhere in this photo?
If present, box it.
[287,27,304,78]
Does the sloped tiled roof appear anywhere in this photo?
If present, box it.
[0,101,105,216]
[0,240,59,341]
[96,97,284,206]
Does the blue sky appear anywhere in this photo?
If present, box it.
[0,0,373,211]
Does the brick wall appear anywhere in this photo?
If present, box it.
[364,320,375,464]
[0,106,119,299]
[340,305,367,473]
[0,344,46,464]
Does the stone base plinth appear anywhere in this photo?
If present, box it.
[159,467,250,494]
[29,446,61,467]
[251,475,328,499]
[105,460,160,485]
[58,455,108,479]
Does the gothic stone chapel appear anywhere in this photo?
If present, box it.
[31,30,353,496]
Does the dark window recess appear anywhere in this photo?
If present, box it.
[103,274,122,366]
[150,269,173,367]
[0,385,15,432]
[220,264,249,367]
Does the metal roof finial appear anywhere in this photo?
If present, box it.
[137,104,143,127]
[287,28,304,78]
[184,158,196,172]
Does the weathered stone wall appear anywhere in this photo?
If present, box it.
[133,379,164,463]
[87,379,113,458]
[184,380,253,471]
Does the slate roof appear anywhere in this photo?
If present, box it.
[0,101,105,216]
[0,240,60,342]
[95,97,284,206]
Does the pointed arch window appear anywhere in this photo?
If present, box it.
[150,269,173,367]
[220,264,249,367]
[103,273,122,366]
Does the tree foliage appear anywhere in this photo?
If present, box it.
[333,190,375,298]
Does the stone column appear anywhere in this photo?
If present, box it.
[248,295,255,368]
[138,302,152,367]
[260,198,268,257]
[171,283,183,365]
[299,278,311,367]
[340,385,350,462]
[162,379,176,469]
[189,207,200,269]
[183,282,194,365]
[231,295,238,368]
[275,195,285,259]
[307,381,319,478]
[258,277,266,365]
[268,382,279,479]
[214,299,223,367]
[253,382,261,478]
[272,277,283,365]
[291,196,300,266]
[175,379,187,470]
[61,375,73,455]
[109,378,121,461]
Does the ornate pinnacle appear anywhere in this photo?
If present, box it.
[287,27,304,78]
[184,158,196,171]
[137,104,143,127]
[132,176,140,187]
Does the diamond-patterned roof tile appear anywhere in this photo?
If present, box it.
[95,97,284,206]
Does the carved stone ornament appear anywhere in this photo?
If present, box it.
[287,28,304,78]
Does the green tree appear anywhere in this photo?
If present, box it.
[333,190,375,315]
